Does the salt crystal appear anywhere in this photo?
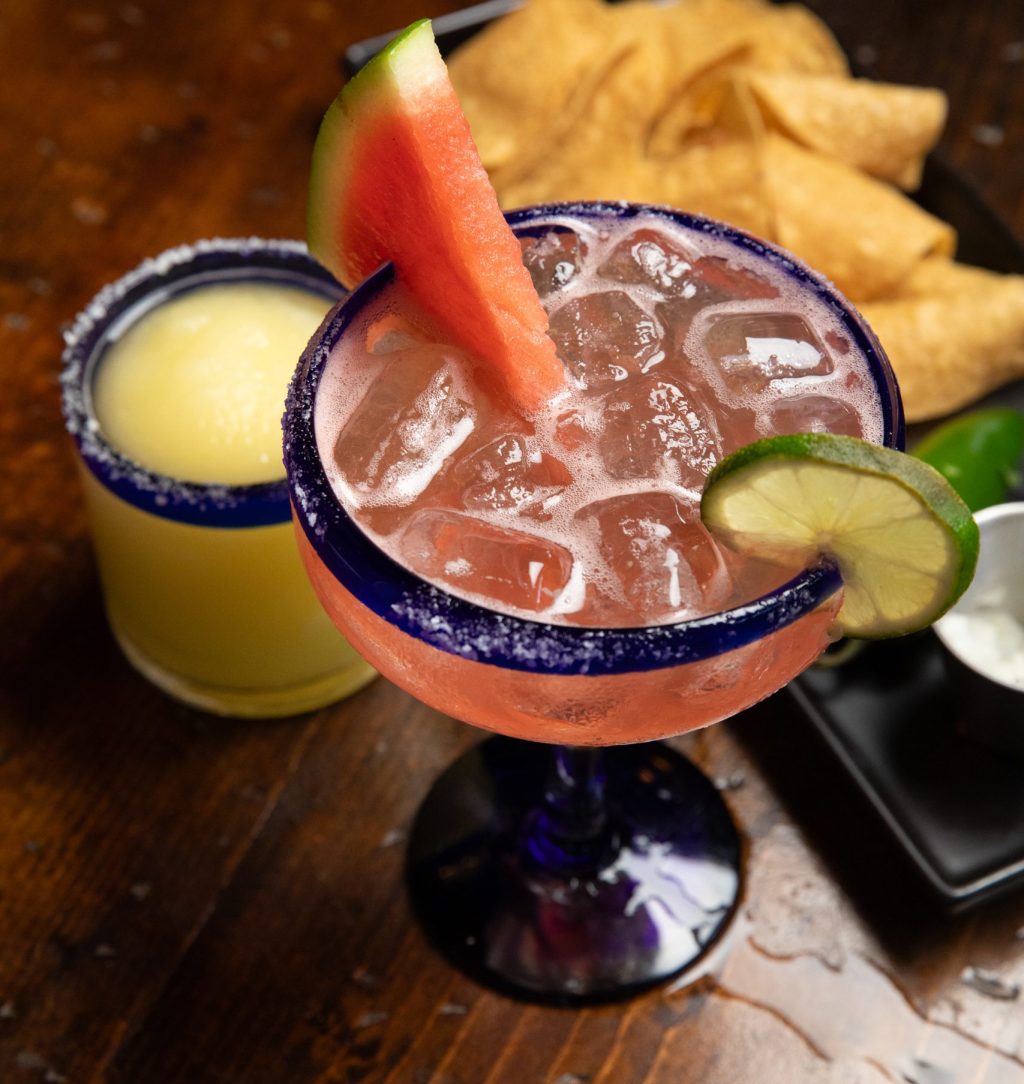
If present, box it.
[351,966,379,989]
[971,124,1005,148]
[268,27,291,49]
[129,881,152,901]
[354,1010,389,1029]
[71,196,109,225]
[1000,41,1024,63]
[378,828,406,849]
[854,43,878,66]
[438,1002,469,1016]
[119,4,144,26]
[92,40,123,61]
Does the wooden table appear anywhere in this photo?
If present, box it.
[2,2,1023,1081]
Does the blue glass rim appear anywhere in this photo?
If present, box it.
[284,202,905,677]
[61,237,345,529]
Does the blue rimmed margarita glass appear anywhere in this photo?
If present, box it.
[61,238,377,717]
[284,203,903,1002]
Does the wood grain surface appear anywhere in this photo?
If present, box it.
[1,2,1023,1082]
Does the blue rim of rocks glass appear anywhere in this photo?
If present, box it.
[284,202,905,678]
[62,237,344,529]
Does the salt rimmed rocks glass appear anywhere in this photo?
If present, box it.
[62,238,377,718]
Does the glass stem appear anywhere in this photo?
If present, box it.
[524,744,615,874]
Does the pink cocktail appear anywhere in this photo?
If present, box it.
[284,203,902,1001]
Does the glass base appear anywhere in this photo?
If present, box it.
[115,631,377,718]
[407,736,742,1004]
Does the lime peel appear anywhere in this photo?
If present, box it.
[700,433,979,639]
[913,407,1024,512]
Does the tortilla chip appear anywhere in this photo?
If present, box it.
[646,0,846,155]
[647,56,755,157]
[742,2,849,76]
[664,0,848,76]
[651,138,775,238]
[861,275,1024,421]
[890,256,1004,298]
[448,0,622,175]
[496,2,753,206]
[497,134,664,209]
[761,134,956,300]
[744,72,946,189]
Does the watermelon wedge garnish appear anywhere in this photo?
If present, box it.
[307,19,566,415]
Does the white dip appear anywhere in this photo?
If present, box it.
[939,606,1024,690]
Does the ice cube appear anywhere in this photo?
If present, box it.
[399,509,574,613]
[334,345,476,506]
[576,491,731,623]
[656,255,781,351]
[716,404,762,455]
[519,229,587,298]
[690,256,781,302]
[598,377,722,489]
[448,434,571,519]
[547,291,664,389]
[766,394,864,438]
[598,228,700,295]
[365,313,429,355]
[721,550,803,609]
[702,311,833,389]
[554,407,589,452]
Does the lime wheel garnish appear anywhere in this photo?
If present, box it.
[701,433,979,638]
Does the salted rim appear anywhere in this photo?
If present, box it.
[61,237,344,528]
[284,202,905,676]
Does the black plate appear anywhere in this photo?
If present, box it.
[342,5,1024,912]
[792,634,1024,914]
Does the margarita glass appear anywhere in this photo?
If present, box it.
[284,203,903,1001]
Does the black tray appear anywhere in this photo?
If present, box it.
[343,4,1024,913]
[791,635,1024,914]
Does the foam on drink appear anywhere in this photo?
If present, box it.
[316,212,884,627]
